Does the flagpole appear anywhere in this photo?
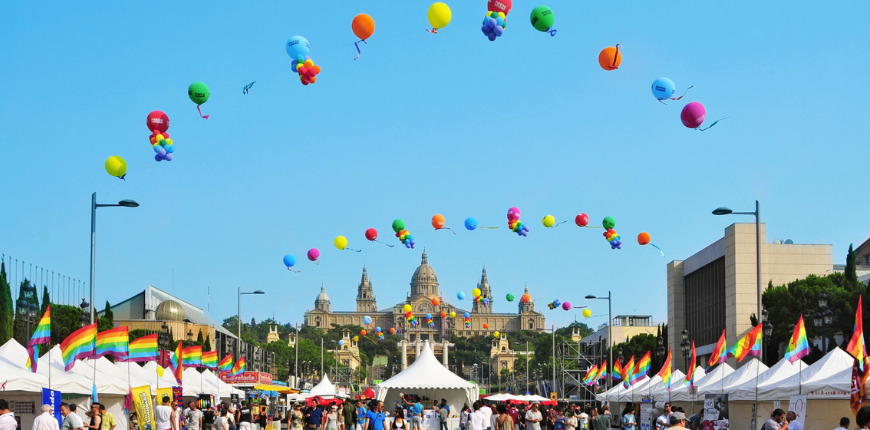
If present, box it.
[49,347,52,390]
[754,356,760,425]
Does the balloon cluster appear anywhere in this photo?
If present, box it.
[481,0,511,41]
[375,326,384,340]
[464,312,471,328]
[602,216,621,249]
[547,300,571,311]
[507,207,529,236]
[146,111,175,162]
[403,304,418,327]
[425,314,434,327]
[392,219,416,248]
[472,288,490,306]
[292,55,322,85]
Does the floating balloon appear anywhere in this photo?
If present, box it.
[338,340,345,346]
[365,228,393,247]
[638,232,665,257]
[604,228,621,250]
[681,101,726,131]
[393,219,415,249]
[457,291,466,300]
[440,311,447,318]
[389,327,396,334]
[363,316,372,325]
[432,297,440,306]
[651,78,693,105]
[464,312,470,318]
[353,335,359,342]
[507,207,529,237]
[450,311,456,318]
[598,45,622,71]
[487,0,512,15]
[292,55,322,86]
[494,331,500,338]
[575,213,592,227]
[188,81,210,119]
[146,110,169,133]
[286,36,311,59]
[147,112,175,162]
[472,288,482,298]
[403,304,412,313]
[464,217,498,231]
[392,219,406,232]
[156,366,164,377]
[464,313,471,328]
[542,215,555,228]
[602,216,616,230]
[483,323,489,329]
[427,2,452,33]
[307,248,320,263]
[351,14,375,60]
[530,5,556,35]
[283,254,301,272]
[521,293,531,303]
[334,236,348,250]
[375,326,381,332]
[547,299,561,310]
[506,293,515,302]
[481,11,507,42]
[432,214,457,234]
[105,156,127,180]
[561,302,571,311]
[360,329,366,336]
[582,309,592,318]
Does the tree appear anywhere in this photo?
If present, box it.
[203,334,211,352]
[0,262,13,344]
[41,287,50,315]
[554,322,594,339]
[97,300,114,332]
[197,329,204,346]
[846,244,859,290]
[50,304,88,348]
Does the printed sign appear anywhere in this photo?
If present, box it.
[789,395,807,427]
[220,371,273,384]
[132,385,156,430]
[639,403,652,430]
[703,394,729,430]
[42,388,62,426]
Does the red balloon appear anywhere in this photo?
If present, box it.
[681,102,706,129]
[365,228,378,241]
[146,111,169,133]
[487,0,512,15]
[575,213,589,227]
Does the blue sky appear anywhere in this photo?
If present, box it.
[2,1,869,332]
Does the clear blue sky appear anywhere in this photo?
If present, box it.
[2,1,869,332]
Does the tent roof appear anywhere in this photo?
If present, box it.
[659,366,706,402]
[692,362,733,397]
[377,341,475,390]
[619,375,659,402]
[763,347,854,399]
[0,339,50,392]
[310,374,337,396]
[647,369,686,398]
[699,358,768,395]
[730,355,804,401]
[36,345,101,394]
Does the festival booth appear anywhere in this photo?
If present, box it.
[651,367,704,406]
[646,369,684,405]
[376,341,477,429]
[0,340,53,430]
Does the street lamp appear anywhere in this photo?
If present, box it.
[89,193,139,324]
[713,200,763,355]
[815,293,833,353]
[160,322,170,368]
[656,332,666,371]
[79,299,90,327]
[761,308,773,364]
[237,287,265,362]
[680,329,690,371]
[585,291,613,393]
[187,329,194,342]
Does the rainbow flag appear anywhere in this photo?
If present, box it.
[123,334,159,362]
[202,351,218,370]
[595,360,608,383]
[218,354,233,373]
[684,340,697,388]
[621,356,635,388]
[728,323,762,362]
[230,356,245,377]
[847,296,868,371]
[172,341,183,382]
[583,364,599,385]
[631,351,651,385]
[60,323,97,371]
[182,346,202,368]
[785,314,810,364]
[612,358,623,380]
[707,329,727,371]
[96,326,129,359]
[25,306,51,373]
[656,347,673,391]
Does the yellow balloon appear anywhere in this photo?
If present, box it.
[155,134,164,141]
[353,336,359,342]
[583,309,592,318]
[427,2,452,29]
[497,12,505,18]
[542,215,556,228]
[105,156,127,179]
[334,236,348,250]
[156,366,165,377]
[472,288,481,297]
[165,138,173,145]
[403,304,412,313]
[494,331,500,338]
[450,311,456,318]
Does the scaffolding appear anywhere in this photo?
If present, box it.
[556,336,601,404]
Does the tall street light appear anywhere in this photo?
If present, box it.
[237,287,265,361]
[680,329,690,371]
[585,291,612,394]
[90,192,139,324]
[712,200,762,343]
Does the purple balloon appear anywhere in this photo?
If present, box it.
[488,33,497,41]
[487,18,497,28]
[154,154,162,161]
[164,153,173,161]
[157,147,167,156]
[493,26,503,36]
[561,302,571,311]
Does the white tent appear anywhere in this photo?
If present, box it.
[618,375,658,403]
[660,366,705,403]
[512,394,549,402]
[646,369,685,402]
[0,339,51,392]
[310,374,340,397]
[698,358,767,396]
[687,362,733,401]
[142,361,189,392]
[729,356,803,401]
[376,341,478,412]
[766,347,853,399]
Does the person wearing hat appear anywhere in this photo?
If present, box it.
[667,413,687,430]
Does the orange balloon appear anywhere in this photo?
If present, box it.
[432,297,441,306]
[483,323,489,329]
[521,294,531,303]
[598,46,622,71]
[440,311,447,318]
[432,214,445,230]
[360,329,367,336]
[638,232,651,245]
[352,14,375,40]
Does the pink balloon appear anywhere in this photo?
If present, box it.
[561,302,571,311]
[307,248,320,261]
[507,207,521,221]
[681,102,706,128]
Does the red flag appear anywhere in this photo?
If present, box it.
[851,359,868,416]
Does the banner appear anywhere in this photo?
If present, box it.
[219,371,272,384]
[639,403,652,430]
[42,388,62,426]
[788,395,807,427]
[156,387,173,405]
[703,394,729,430]
[173,387,184,406]
[231,394,240,405]
[132,385,156,430]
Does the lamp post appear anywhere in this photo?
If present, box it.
[713,200,763,358]
[762,309,773,365]
[585,291,613,393]
[680,329,690,371]
[814,292,833,354]
[160,322,169,368]
[656,333,666,373]
[89,192,139,324]
[79,299,90,328]
[237,287,265,362]
[187,329,194,343]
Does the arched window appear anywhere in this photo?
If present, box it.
[528,319,534,329]
[316,317,322,327]
[501,346,506,352]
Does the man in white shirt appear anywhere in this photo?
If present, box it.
[656,403,671,430]
[479,403,493,430]
[0,400,15,430]
[523,404,542,430]
[155,396,176,430]
[33,405,60,430]
[785,412,802,430]
[469,403,486,430]
[834,416,849,430]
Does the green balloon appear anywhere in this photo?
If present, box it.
[602,216,616,230]
[392,218,406,233]
[530,5,555,32]
[506,293,515,302]
[188,81,210,105]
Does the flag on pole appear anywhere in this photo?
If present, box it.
[728,323,762,362]
[230,357,245,377]
[684,341,698,388]
[218,354,233,373]
[96,326,130,359]
[707,329,727,371]
[621,356,635,388]
[594,360,608,383]
[182,346,202,368]
[25,306,51,373]
[202,351,218,370]
[583,364,599,385]
[612,358,623,380]
[60,323,97,371]
[123,334,159,362]
[656,347,673,391]
[172,341,183,382]
[630,351,651,385]
[851,355,868,416]
[847,296,868,371]
[785,314,809,363]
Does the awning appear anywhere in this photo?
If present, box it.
[254,384,299,394]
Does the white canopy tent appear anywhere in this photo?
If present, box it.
[656,366,705,403]
[698,358,767,396]
[767,347,853,399]
[729,356,803,401]
[645,369,685,403]
[511,394,549,402]
[617,375,658,403]
[376,341,478,413]
[685,362,733,401]
[0,339,51,392]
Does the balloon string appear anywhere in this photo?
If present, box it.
[651,244,665,257]
[552,220,570,228]
[196,105,209,119]
[440,227,458,235]
[479,226,499,229]
[242,81,256,94]
[697,117,728,131]
[346,248,362,253]
[286,268,301,273]
[612,44,621,69]
[582,225,603,229]
[353,39,367,61]
[658,99,669,106]
[548,28,557,37]
[312,261,319,265]
[425,28,438,34]
[671,85,694,100]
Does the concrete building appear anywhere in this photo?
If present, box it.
[580,315,660,353]
[667,222,833,371]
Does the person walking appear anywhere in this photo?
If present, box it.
[523,404,542,430]
[355,402,367,430]
[438,403,449,430]
[326,406,340,430]
[156,397,175,430]
[592,408,608,430]
[215,410,229,430]
[187,402,203,430]
[460,405,470,430]
[469,403,486,430]
[564,411,576,430]
[621,407,635,430]
[258,405,268,430]
[496,405,512,430]
[239,402,254,430]
[507,405,519,430]
[33,405,60,430]
[391,408,405,430]
[343,401,357,430]
[363,402,386,430]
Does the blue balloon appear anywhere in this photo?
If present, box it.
[153,144,162,153]
[363,316,372,325]
[426,314,432,319]
[338,340,345,346]
[465,218,478,230]
[166,145,174,153]
[156,147,167,156]
[283,254,296,268]
[494,26,504,36]
[651,77,675,101]
[286,36,311,59]
[375,326,381,332]
[464,312,470,318]
[457,291,466,300]
[496,17,505,27]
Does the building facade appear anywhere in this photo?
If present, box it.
[580,315,660,351]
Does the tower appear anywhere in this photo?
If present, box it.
[356,266,377,312]
[410,251,439,299]
[315,284,331,312]
[473,266,493,314]
[518,285,534,313]
[266,322,279,344]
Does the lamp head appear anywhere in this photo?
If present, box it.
[254,290,265,295]
[584,295,596,299]
[118,199,139,207]
[712,207,733,215]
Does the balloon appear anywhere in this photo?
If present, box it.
[651,77,675,101]
[146,110,169,133]
[360,329,366,336]
[432,214,445,230]
[521,294,531,303]
[457,291,466,300]
[352,14,375,40]
[307,248,320,261]
[464,312,470,318]
[375,326,381,332]
[283,254,297,268]
[425,313,432,319]
[286,36,311,59]
[353,335,359,342]
[598,46,622,71]
[105,156,127,179]
[582,309,592,318]
[472,288,482,298]
[156,366,164,377]
[494,331,500,338]
[427,2,452,30]
[392,219,406,233]
[530,5,554,32]
[450,311,456,318]
[681,102,706,128]
[334,236,348,250]
[363,316,372,325]
[638,232,651,245]
[464,217,478,230]
[338,340,345,346]
[602,216,616,230]
[506,293,515,302]
[403,304,412,313]
[487,0,512,15]
[432,297,440,306]
[561,302,571,311]
[188,81,210,105]
[542,215,555,228]
[507,207,520,221]
[365,228,378,241]
[575,213,589,227]
[483,323,489,329]
[390,328,396,334]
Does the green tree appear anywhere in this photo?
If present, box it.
[197,329,204,346]
[97,300,114,332]
[846,244,859,290]
[555,321,594,338]
[203,334,211,352]
[0,262,13,344]
[50,303,89,349]
[41,286,50,315]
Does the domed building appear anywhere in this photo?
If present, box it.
[304,251,545,366]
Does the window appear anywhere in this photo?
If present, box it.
[685,257,726,346]
[501,346,506,352]
[315,317,321,327]
[528,319,534,329]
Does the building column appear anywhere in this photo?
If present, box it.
[401,340,408,370]
[415,340,422,358]
[442,340,449,368]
